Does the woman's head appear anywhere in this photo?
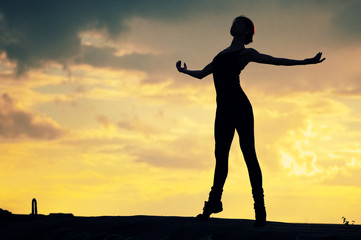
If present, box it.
[230,16,255,44]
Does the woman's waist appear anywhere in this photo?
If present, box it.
[215,85,246,97]
[216,91,250,104]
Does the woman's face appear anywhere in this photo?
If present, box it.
[230,19,246,37]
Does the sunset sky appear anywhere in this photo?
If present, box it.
[1,0,361,224]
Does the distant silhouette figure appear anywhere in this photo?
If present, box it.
[176,15,325,227]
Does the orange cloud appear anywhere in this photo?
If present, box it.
[0,93,65,140]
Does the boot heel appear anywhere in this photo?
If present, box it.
[253,204,266,227]
[196,200,223,219]
[252,188,266,227]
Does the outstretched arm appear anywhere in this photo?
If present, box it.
[176,61,212,79]
[251,50,325,66]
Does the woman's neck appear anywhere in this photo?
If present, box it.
[230,36,245,49]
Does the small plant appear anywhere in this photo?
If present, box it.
[342,216,355,225]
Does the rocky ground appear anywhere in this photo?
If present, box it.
[1,211,360,240]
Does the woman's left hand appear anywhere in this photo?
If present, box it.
[306,52,326,64]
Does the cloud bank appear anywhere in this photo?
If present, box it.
[0,0,231,75]
[2,0,359,75]
[0,93,65,140]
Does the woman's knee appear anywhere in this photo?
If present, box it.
[215,146,230,159]
[239,142,256,157]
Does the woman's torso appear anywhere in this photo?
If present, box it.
[212,48,252,104]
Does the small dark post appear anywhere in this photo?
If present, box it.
[31,198,37,215]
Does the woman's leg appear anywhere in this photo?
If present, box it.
[213,106,235,192]
[236,103,266,226]
[236,104,262,190]
[197,106,235,219]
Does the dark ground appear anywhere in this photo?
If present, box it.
[1,214,360,240]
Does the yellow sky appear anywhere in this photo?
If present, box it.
[1,1,361,224]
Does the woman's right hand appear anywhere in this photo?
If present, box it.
[176,60,187,73]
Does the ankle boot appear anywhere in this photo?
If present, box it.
[252,188,266,227]
[196,187,223,219]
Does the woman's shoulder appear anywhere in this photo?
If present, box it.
[237,48,260,63]
[242,48,259,55]
[239,48,260,62]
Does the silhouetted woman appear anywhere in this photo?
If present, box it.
[176,16,325,227]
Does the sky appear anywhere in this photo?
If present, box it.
[1,0,361,224]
